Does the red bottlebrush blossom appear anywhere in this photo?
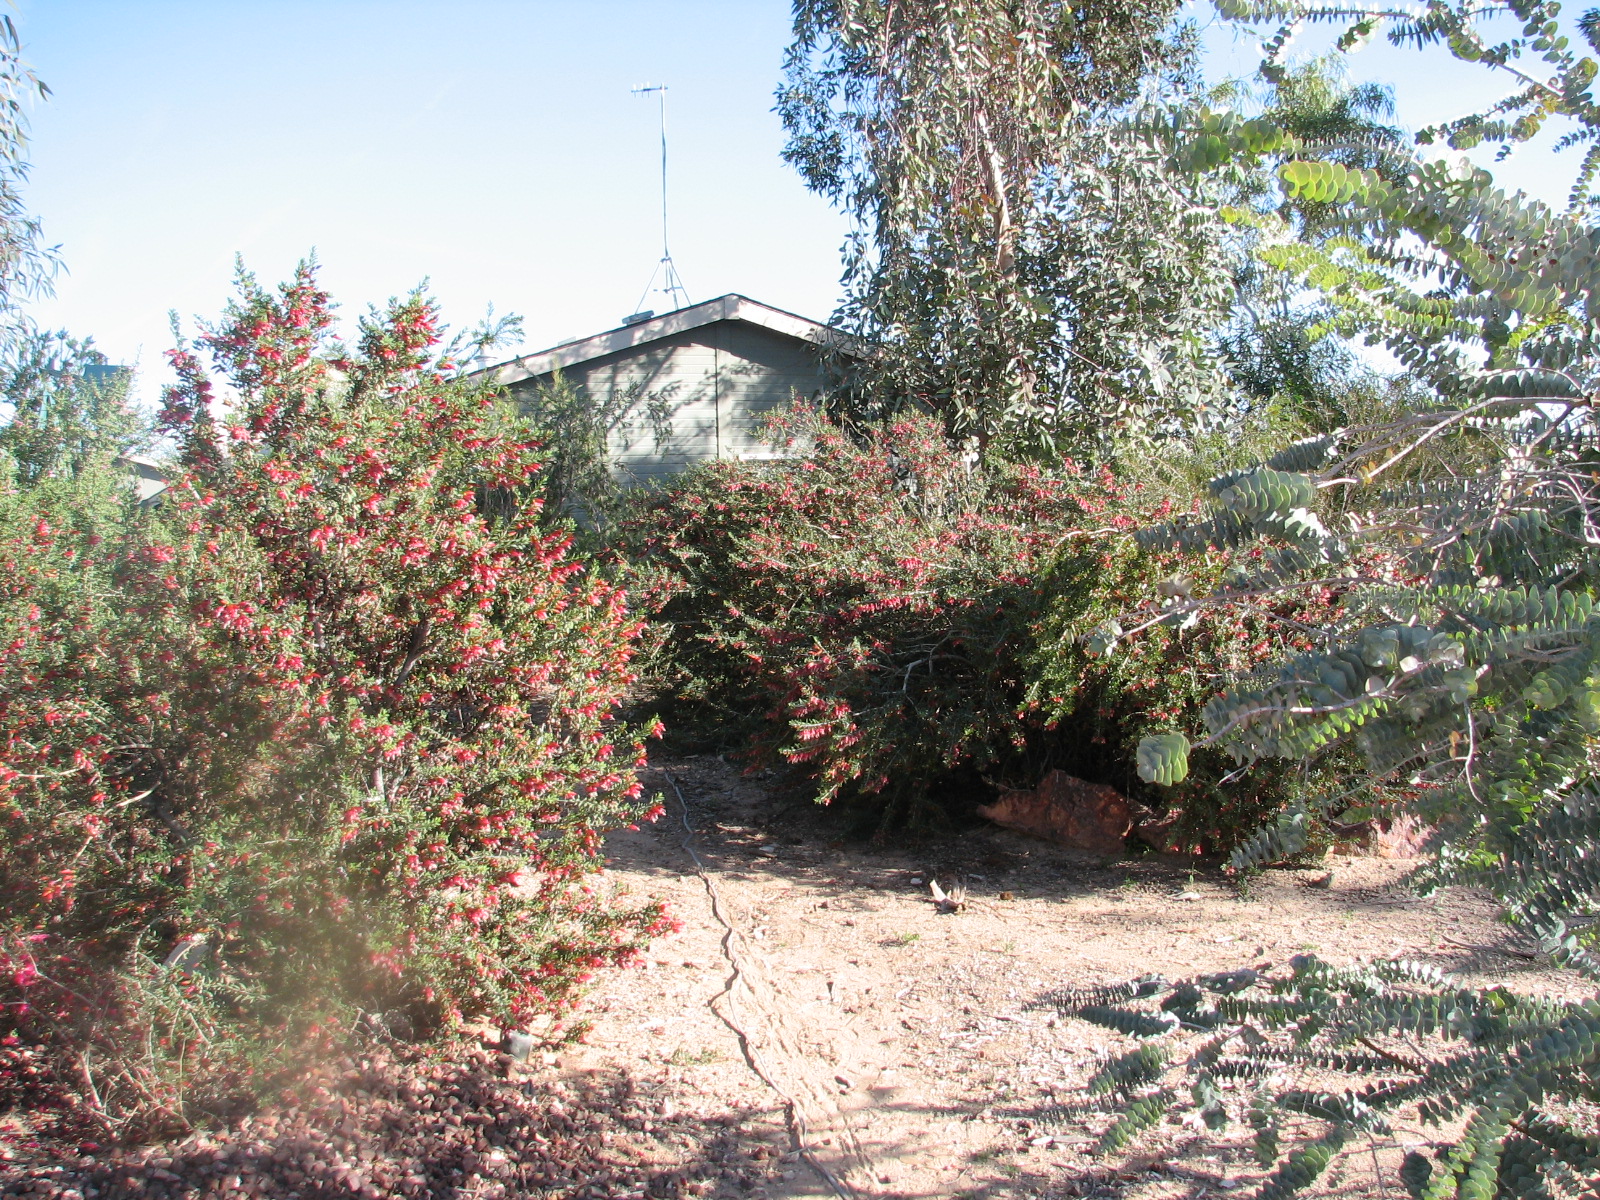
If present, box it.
[620,407,1361,844]
[0,262,663,1130]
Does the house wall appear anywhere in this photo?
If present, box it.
[509,320,828,484]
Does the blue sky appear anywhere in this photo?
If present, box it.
[16,1,853,398]
[11,1,1593,406]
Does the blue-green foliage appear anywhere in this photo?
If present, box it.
[1072,2,1600,1196]
[1037,958,1599,1199]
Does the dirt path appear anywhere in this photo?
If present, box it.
[548,756,1583,1200]
[2,755,1583,1200]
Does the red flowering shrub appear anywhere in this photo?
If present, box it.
[623,410,1070,828]
[622,408,1359,842]
[1023,533,1364,854]
[0,265,666,1134]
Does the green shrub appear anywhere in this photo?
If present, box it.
[619,407,1351,843]
[1026,529,1366,853]
[0,265,668,1136]
[507,371,633,538]
[619,409,1050,828]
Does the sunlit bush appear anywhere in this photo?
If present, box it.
[620,408,1348,841]
[0,266,667,1135]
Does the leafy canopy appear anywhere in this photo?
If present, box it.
[778,0,1235,454]
[1053,3,1600,1196]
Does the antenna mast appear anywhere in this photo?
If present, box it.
[630,84,690,315]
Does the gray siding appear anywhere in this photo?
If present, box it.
[714,320,828,459]
[510,319,828,483]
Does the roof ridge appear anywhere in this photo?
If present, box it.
[472,294,861,387]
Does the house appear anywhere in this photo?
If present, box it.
[480,294,861,484]
[116,453,170,505]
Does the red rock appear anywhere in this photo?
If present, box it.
[1333,814,1432,858]
[978,771,1131,855]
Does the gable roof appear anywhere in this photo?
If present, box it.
[113,453,171,506]
[481,293,862,387]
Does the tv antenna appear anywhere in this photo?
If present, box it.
[629,84,691,319]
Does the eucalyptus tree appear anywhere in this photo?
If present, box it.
[0,11,54,335]
[777,0,1236,455]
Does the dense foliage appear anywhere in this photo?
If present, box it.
[504,372,645,538]
[620,407,1353,844]
[1063,2,1600,1195]
[622,409,1063,827]
[777,0,1235,453]
[0,267,666,1134]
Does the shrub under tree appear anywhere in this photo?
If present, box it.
[620,406,1359,843]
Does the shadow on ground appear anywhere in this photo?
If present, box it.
[3,1048,839,1200]
[0,1044,1164,1200]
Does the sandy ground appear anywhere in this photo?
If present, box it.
[542,755,1585,1200]
[0,753,1586,1200]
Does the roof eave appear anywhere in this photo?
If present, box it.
[471,294,865,387]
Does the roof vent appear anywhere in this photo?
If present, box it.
[622,310,655,326]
